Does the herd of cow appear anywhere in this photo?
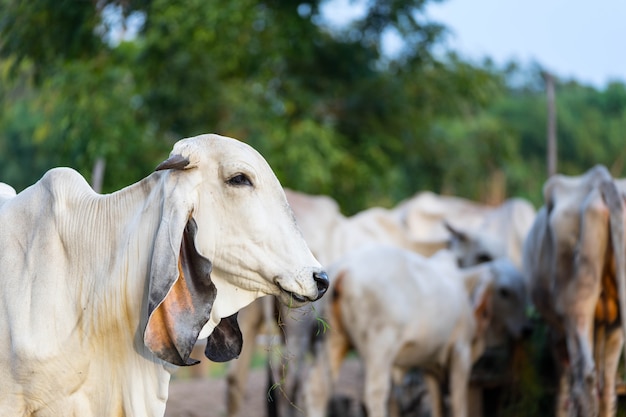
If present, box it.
[219,166,626,417]
[0,134,624,417]
[219,188,534,417]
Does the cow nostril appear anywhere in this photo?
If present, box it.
[314,271,329,299]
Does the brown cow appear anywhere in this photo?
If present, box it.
[523,165,626,417]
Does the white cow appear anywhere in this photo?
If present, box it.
[393,191,493,242]
[285,190,446,266]
[523,165,626,417]
[394,191,536,270]
[0,133,328,417]
[393,192,535,350]
[272,258,528,417]
[445,197,536,271]
[303,246,495,417]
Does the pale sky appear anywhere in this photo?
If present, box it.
[322,0,626,88]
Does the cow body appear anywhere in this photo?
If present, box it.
[523,165,626,417]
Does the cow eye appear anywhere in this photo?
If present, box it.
[476,253,493,264]
[499,288,510,299]
[227,173,253,187]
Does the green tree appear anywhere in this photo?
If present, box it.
[437,62,626,206]
[6,0,621,215]
[130,0,460,212]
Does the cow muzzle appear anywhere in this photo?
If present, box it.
[276,270,329,305]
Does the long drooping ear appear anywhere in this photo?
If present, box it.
[205,313,243,362]
[144,216,217,366]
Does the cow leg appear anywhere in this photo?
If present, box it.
[599,326,623,417]
[551,332,575,417]
[225,300,266,417]
[595,325,606,394]
[448,344,472,417]
[278,305,317,417]
[302,353,333,417]
[566,329,598,417]
[388,367,404,417]
[363,351,393,417]
[425,373,444,417]
[556,368,575,417]
[303,315,351,417]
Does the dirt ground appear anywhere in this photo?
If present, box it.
[164,357,364,417]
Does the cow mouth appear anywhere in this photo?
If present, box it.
[276,283,309,304]
[283,289,308,304]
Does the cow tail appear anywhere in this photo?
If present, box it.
[600,179,626,377]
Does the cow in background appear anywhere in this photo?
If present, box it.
[399,192,537,271]
[523,165,626,417]
[302,246,496,417]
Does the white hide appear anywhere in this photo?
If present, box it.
[0,134,326,417]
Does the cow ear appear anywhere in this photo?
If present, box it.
[205,313,243,362]
[444,221,468,243]
[144,217,217,366]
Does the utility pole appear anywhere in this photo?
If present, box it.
[544,71,557,177]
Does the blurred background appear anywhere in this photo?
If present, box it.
[1,0,624,214]
[2,2,625,416]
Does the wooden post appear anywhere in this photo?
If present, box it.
[544,72,557,177]
[91,157,106,193]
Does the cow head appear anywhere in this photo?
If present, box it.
[144,134,328,366]
[445,221,505,268]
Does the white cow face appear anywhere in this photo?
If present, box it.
[144,134,328,366]
[190,135,328,306]
[445,222,505,268]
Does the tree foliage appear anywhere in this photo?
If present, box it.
[480,67,626,203]
[0,0,624,215]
